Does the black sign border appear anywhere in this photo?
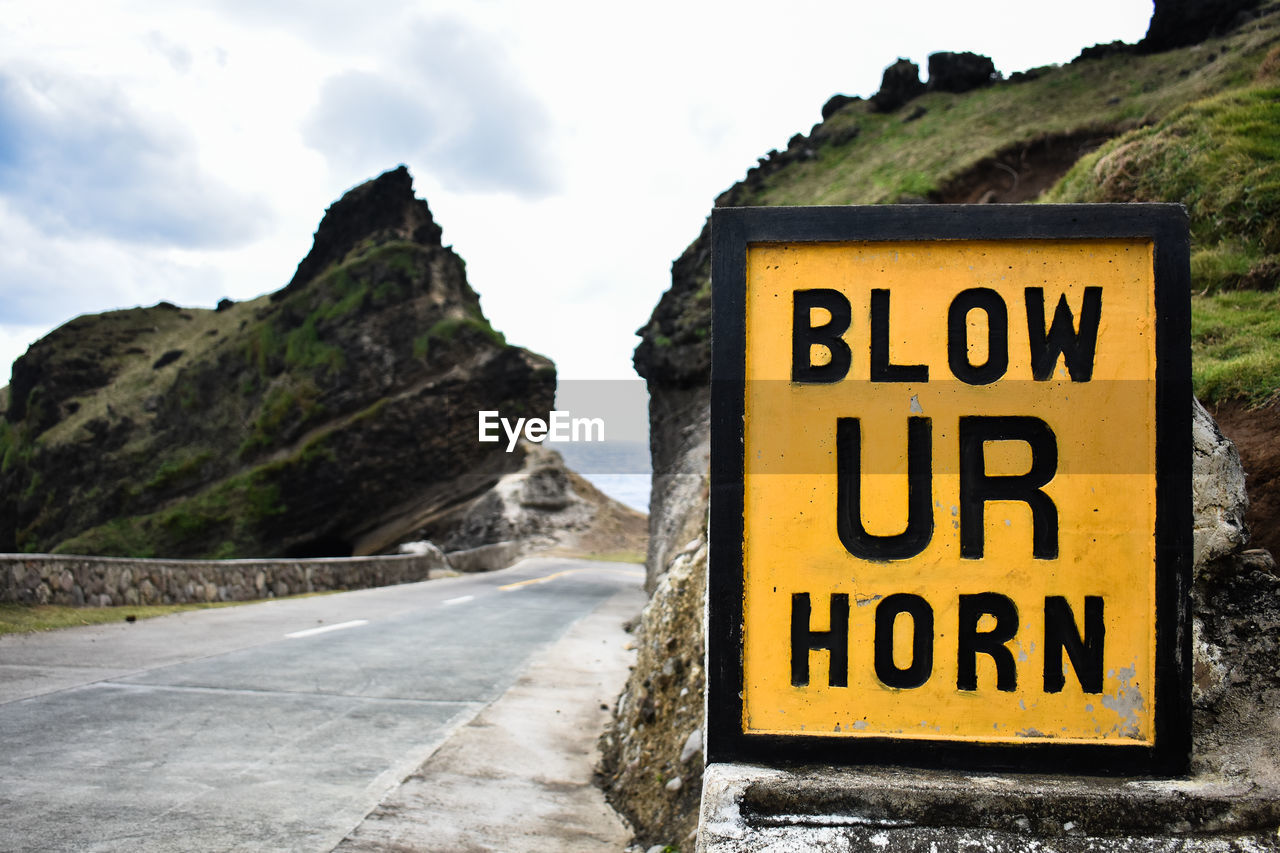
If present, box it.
[707,204,1192,776]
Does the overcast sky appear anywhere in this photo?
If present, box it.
[0,0,1154,385]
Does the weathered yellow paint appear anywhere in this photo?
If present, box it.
[741,239,1157,744]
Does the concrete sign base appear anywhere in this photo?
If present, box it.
[697,763,1280,851]
[695,396,1280,852]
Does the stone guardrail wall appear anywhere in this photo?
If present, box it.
[1,551,454,607]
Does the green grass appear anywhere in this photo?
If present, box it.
[373,279,405,304]
[1191,290,1280,406]
[242,242,436,387]
[1042,83,1280,406]
[315,269,368,322]
[144,450,214,493]
[429,315,506,346]
[50,517,159,558]
[742,20,1280,207]
[238,379,324,457]
[720,17,1280,408]
[0,588,344,636]
[359,240,427,275]
[309,241,426,314]
[0,601,240,635]
[1,228,497,557]
[244,269,356,382]
[22,469,42,502]
[414,315,507,361]
[0,418,20,472]
[1191,241,1266,291]
[245,320,284,377]
[284,316,345,375]
[53,465,288,559]
[1045,86,1280,294]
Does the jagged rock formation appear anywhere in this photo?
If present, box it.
[279,165,442,298]
[1140,0,1263,52]
[869,58,925,112]
[400,443,647,565]
[926,51,997,93]
[606,3,1280,847]
[0,167,566,559]
[869,52,996,114]
[820,94,860,120]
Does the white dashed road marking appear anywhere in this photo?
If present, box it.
[285,619,369,639]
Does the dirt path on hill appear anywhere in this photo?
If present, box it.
[931,129,1118,204]
[1211,400,1280,559]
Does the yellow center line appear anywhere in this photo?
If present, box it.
[498,567,643,591]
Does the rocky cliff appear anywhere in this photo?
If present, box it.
[0,166,622,561]
[605,2,1280,848]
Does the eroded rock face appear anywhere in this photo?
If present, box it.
[1192,396,1250,565]
[409,443,646,559]
[633,225,713,396]
[600,533,708,850]
[0,167,555,559]
[1184,399,1280,788]
[1192,548,1280,786]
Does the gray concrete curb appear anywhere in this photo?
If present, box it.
[697,762,1280,851]
[336,581,646,851]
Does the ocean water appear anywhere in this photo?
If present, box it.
[555,440,651,514]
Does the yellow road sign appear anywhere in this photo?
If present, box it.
[707,206,1191,774]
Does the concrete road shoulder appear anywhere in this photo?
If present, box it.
[335,582,645,851]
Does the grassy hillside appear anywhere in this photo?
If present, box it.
[674,6,1280,408]
[1045,84,1280,404]
[0,168,555,559]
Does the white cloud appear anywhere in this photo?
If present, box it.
[0,67,271,248]
[302,72,433,172]
[144,30,194,74]
[207,0,415,49]
[0,200,226,328]
[0,323,47,388]
[0,0,1156,387]
[303,16,558,198]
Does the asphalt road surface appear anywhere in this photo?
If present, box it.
[0,558,643,852]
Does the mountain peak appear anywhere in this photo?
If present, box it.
[280,165,443,298]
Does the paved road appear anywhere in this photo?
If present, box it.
[0,558,643,852]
